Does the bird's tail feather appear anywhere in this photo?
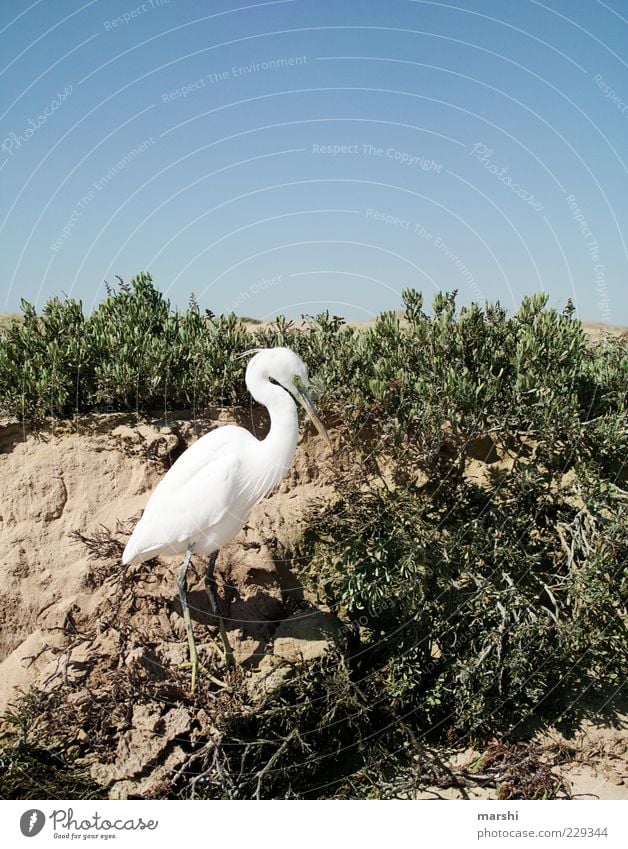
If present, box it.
[121,538,137,565]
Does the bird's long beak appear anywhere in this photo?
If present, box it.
[296,387,331,447]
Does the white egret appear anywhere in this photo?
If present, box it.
[122,347,330,690]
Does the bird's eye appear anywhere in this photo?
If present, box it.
[293,375,304,389]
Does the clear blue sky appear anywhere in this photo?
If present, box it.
[1,0,627,322]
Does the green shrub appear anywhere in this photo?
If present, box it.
[0,690,100,799]
[1,276,625,748]
[88,272,177,410]
[302,457,627,733]
[0,297,86,421]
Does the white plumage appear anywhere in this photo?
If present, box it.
[121,347,330,688]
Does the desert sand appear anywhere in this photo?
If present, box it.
[0,411,625,799]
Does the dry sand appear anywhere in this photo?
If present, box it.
[0,413,625,799]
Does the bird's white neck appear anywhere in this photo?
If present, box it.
[247,370,299,492]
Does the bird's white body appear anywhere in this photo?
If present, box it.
[122,348,319,566]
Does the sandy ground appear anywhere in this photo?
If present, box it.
[0,413,625,799]
[2,310,627,339]
[406,716,628,800]
[242,315,628,337]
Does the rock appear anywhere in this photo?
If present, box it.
[111,424,139,444]
[272,609,342,663]
[123,645,168,680]
[92,704,192,787]
[10,470,67,522]
[246,608,343,702]
[41,476,68,521]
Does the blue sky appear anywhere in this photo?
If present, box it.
[1,0,627,322]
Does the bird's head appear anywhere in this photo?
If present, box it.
[243,347,331,446]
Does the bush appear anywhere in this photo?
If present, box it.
[302,459,627,733]
[88,273,174,410]
[0,297,86,421]
[0,690,100,799]
[1,276,625,752]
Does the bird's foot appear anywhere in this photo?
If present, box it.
[202,635,235,673]
[217,623,235,671]
[180,650,229,692]
[223,644,235,670]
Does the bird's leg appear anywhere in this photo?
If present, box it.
[177,545,227,691]
[177,544,202,692]
[205,551,235,669]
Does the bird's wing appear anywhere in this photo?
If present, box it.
[123,450,244,562]
[150,424,252,496]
